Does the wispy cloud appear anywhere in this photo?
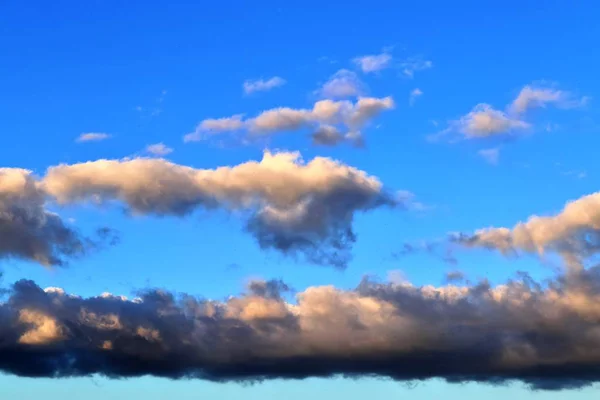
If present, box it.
[317,69,364,99]
[353,52,392,73]
[76,133,111,143]
[478,148,500,165]
[510,85,589,114]
[145,143,173,156]
[409,88,423,106]
[401,57,433,78]
[184,114,246,142]
[243,77,286,94]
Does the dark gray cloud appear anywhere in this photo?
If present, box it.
[0,168,116,266]
[2,267,600,390]
[444,270,465,283]
[393,241,457,266]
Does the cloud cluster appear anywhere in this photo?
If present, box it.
[243,77,286,94]
[184,97,395,147]
[0,168,114,266]
[3,267,600,390]
[40,151,397,267]
[434,85,587,142]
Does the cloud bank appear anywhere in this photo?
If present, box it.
[39,151,397,268]
[2,266,600,390]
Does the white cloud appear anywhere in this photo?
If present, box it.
[318,69,364,99]
[510,85,589,114]
[409,88,423,106]
[478,148,500,165]
[401,57,433,78]
[353,52,392,73]
[243,77,286,94]
[145,143,173,156]
[455,190,600,271]
[456,104,529,138]
[76,133,111,143]
[184,114,246,142]
[186,97,395,146]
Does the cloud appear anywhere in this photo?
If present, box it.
[478,148,500,165]
[353,52,392,73]
[456,104,530,138]
[0,168,115,267]
[4,266,600,390]
[186,97,395,146]
[444,270,465,283]
[453,190,600,270]
[318,69,364,99]
[145,143,173,156]
[401,57,433,78]
[509,85,589,115]
[311,125,345,147]
[243,77,286,94]
[409,88,423,106]
[184,115,246,142]
[76,133,111,143]
[434,84,588,143]
[393,239,457,265]
[41,151,398,268]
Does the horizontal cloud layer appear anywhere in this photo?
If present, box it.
[2,266,600,390]
[184,97,394,146]
[38,151,397,267]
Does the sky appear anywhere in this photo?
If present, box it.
[1,0,600,398]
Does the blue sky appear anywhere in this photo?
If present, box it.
[1,1,600,398]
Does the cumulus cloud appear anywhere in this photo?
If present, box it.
[318,69,364,99]
[145,143,173,156]
[76,133,111,143]
[409,88,423,106]
[434,84,588,143]
[453,190,600,270]
[456,104,530,138]
[0,168,115,267]
[41,151,398,268]
[353,52,392,73]
[186,97,394,147]
[243,77,286,94]
[3,267,600,390]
